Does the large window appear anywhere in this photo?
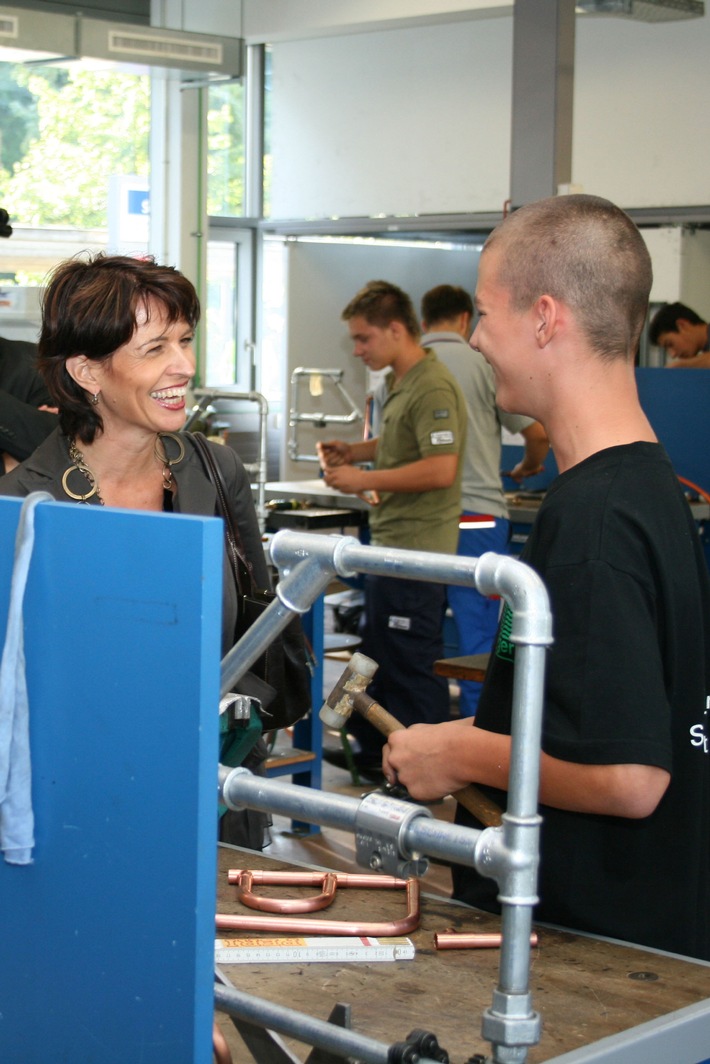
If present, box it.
[0,59,149,341]
[0,62,150,288]
[0,61,150,270]
[207,80,245,219]
[205,79,250,387]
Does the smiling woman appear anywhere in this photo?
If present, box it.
[0,253,274,850]
[0,255,200,509]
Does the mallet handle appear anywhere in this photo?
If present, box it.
[352,691,503,828]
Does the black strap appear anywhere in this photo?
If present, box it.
[188,432,255,598]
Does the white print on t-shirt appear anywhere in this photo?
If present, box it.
[430,430,454,445]
[689,696,710,754]
[388,615,411,631]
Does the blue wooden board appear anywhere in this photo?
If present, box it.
[503,368,710,567]
[635,367,710,495]
[0,497,223,1063]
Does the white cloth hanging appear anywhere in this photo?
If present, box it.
[0,492,53,865]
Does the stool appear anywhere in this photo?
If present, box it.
[324,632,362,654]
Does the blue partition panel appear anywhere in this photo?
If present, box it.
[0,498,223,1064]
[635,367,710,495]
[501,369,710,498]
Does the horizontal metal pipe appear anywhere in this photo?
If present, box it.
[214,983,394,1064]
[219,767,485,869]
[216,878,420,936]
[219,766,361,832]
[291,412,361,424]
[290,367,345,377]
[269,530,552,639]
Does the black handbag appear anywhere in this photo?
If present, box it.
[189,432,312,730]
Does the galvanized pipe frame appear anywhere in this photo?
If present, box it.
[288,367,365,462]
[214,980,438,1064]
[184,388,270,530]
[218,530,553,1063]
[218,770,537,1060]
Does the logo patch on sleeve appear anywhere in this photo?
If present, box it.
[430,430,454,445]
[433,408,450,419]
[388,615,411,631]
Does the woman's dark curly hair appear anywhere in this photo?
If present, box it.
[38,253,201,443]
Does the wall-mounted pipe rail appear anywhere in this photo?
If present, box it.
[184,387,269,530]
[288,367,364,462]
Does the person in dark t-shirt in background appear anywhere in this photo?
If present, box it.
[383,194,710,961]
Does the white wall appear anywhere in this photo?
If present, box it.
[242,0,510,43]
[165,0,710,216]
[573,16,710,209]
[268,13,710,218]
[643,228,710,316]
[269,20,512,219]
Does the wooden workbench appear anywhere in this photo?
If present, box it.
[435,653,490,684]
[214,846,710,1063]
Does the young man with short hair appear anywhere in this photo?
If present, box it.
[649,301,710,368]
[384,197,710,961]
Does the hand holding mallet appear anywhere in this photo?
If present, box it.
[320,652,503,827]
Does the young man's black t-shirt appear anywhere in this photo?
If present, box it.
[453,442,710,961]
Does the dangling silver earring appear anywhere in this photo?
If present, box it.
[91,391,100,406]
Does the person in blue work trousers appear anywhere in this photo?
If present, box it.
[318,279,466,781]
[420,284,548,715]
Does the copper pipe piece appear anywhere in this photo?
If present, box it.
[434,929,539,950]
[212,1021,233,1064]
[236,870,338,914]
[216,876,420,937]
[227,869,408,889]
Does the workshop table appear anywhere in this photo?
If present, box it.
[435,653,490,685]
[214,846,710,1064]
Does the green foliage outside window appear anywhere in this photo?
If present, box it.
[0,64,248,227]
[0,64,150,229]
[207,80,244,218]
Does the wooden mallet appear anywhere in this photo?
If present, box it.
[320,652,502,827]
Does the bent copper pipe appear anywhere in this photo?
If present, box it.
[236,870,338,914]
[216,877,420,936]
[435,930,539,950]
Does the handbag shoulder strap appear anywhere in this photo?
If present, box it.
[188,432,255,596]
